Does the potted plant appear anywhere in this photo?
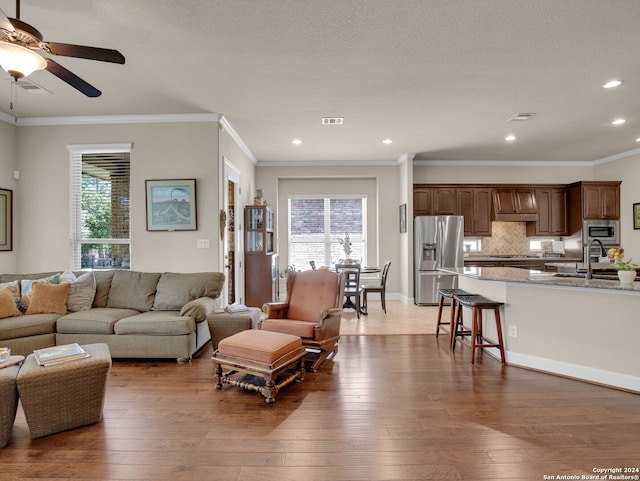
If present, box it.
[607,248,638,283]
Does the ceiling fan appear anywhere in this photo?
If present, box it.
[0,0,125,97]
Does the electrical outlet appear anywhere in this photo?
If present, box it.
[508,325,518,338]
[197,239,210,249]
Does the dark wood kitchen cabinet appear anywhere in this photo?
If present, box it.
[567,181,621,226]
[457,187,492,236]
[413,187,457,216]
[526,187,568,236]
[492,187,538,221]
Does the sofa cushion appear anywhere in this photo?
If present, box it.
[92,271,115,308]
[153,272,225,311]
[107,271,161,312]
[57,307,141,335]
[0,281,20,310]
[114,311,195,336]
[0,287,22,318]
[60,272,97,312]
[25,283,70,315]
[0,313,59,341]
[19,274,61,311]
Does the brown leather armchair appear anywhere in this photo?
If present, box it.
[260,269,345,372]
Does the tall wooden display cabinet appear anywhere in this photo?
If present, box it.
[244,205,279,307]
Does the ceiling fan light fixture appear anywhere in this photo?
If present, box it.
[0,42,46,79]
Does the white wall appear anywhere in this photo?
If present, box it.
[12,121,225,273]
[0,121,18,272]
[594,154,640,263]
[256,164,404,297]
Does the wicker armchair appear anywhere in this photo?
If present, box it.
[260,269,345,372]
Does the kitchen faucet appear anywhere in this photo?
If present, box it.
[586,238,606,280]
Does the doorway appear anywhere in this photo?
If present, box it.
[223,159,242,305]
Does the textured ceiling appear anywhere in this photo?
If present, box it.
[1,0,640,164]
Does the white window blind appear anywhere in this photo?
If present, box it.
[288,195,367,269]
[69,144,132,270]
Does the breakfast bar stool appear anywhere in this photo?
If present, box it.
[435,288,473,344]
[451,294,505,364]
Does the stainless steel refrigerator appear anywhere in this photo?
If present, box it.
[414,215,464,305]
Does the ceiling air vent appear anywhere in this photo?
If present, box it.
[508,113,536,122]
[322,117,344,125]
[16,79,52,95]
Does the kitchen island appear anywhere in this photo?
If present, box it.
[439,266,640,393]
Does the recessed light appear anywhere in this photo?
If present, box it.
[505,135,516,142]
[603,80,623,89]
[382,139,393,145]
[611,118,626,125]
[635,137,640,142]
[291,139,302,145]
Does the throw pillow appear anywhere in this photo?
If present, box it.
[61,272,97,312]
[25,282,70,315]
[0,287,22,318]
[0,280,20,310]
[19,274,61,311]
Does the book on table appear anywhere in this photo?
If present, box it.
[34,343,91,367]
[225,304,249,313]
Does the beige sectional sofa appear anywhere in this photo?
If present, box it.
[0,270,225,360]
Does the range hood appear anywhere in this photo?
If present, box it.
[492,188,538,222]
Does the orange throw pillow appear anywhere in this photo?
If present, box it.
[25,282,70,315]
[0,287,22,318]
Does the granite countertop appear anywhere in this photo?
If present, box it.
[439,266,640,293]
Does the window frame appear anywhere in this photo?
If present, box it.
[287,194,368,268]
[68,143,132,270]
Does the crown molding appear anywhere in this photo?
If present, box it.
[12,113,221,126]
[219,116,257,165]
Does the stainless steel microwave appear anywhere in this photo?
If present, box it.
[583,220,619,245]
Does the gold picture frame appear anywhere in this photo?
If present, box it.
[634,203,640,230]
[0,188,12,251]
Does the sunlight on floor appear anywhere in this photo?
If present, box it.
[339,300,445,335]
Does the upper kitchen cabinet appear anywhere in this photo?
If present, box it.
[492,187,538,221]
[457,187,492,236]
[413,186,457,216]
[567,181,621,221]
[526,186,568,236]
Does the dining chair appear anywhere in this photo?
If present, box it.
[335,263,362,319]
[309,260,316,270]
[361,261,391,314]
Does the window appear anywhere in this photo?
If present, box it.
[69,144,132,270]
[288,195,367,269]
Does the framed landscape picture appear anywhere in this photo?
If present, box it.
[0,188,12,251]
[146,179,197,231]
[634,203,640,230]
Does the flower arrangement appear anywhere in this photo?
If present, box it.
[339,233,352,259]
[607,247,638,271]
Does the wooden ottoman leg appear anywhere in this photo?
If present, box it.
[213,362,223,389]
[262,374,277,404]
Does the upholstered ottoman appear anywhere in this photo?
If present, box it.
[207,307,263,349]
[16,343,112,438]
[212,329,305,404]
[0,363,21,448]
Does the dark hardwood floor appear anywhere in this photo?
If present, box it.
[2,306,639,480]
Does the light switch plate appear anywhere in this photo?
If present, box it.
[197,239,210,249]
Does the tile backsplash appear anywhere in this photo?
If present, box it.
[478,222,531,255]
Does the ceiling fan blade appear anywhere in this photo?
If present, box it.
[45,58,102,97]
[46,42,125,64]
[0,7,15,32]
